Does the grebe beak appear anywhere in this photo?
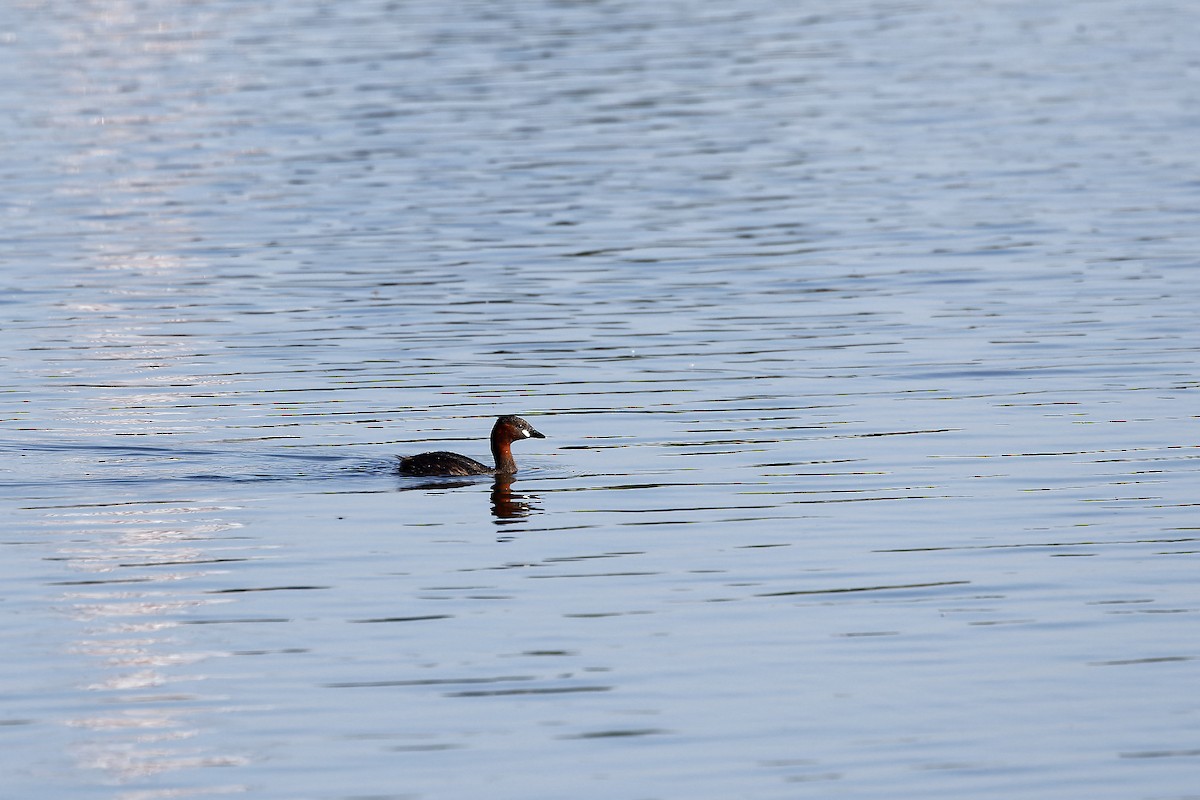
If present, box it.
[527,426,545,439]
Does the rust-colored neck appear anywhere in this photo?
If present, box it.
[490,425,518,474]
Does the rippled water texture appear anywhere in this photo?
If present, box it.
[2,1,1198,798]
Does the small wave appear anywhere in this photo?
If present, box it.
[0,438,396,489]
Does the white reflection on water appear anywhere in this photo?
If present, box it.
[33,497,260,788]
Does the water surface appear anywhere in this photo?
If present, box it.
[2,1,1198,798]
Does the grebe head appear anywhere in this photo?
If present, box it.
[494,414,545,442]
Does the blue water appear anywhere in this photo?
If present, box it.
[2,1,1198,798]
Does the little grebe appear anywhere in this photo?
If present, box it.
[397,415,545,477]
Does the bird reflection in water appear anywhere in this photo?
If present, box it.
[491,474,540,523]
[395,474,542,534]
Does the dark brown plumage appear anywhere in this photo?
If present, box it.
[397,415,545,476]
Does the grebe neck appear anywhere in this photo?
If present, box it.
[491,428,518,474]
